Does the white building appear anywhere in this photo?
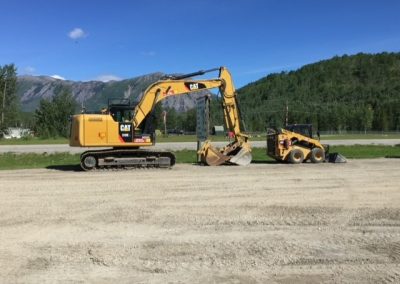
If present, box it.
[1,127,31,139]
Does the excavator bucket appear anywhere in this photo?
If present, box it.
[202,144,230,166]
[199,141,252,166]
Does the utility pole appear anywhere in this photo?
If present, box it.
[162,110,167,136]
[285,99,288,126]
[1,79,7,126]
[196,95,210,162]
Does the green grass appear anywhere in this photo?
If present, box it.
[0,152,80,170]
[176,145,400,162]
[0,145,399,170]
[251,145,400,160]
[1,132,400,145]
[328,145,400,159]
[321,133,400,140]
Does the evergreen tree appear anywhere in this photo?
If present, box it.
[183,108,196,132]
[0,64,18,129]
[152,102,163,130]
[165,107,177,130]
[34,87,77,137]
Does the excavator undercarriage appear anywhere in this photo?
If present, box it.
[80,149,175,171]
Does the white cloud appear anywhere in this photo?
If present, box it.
[95,74,122,82]
[68,28,87,40]
[23,66,36,75]
[50,74,66,80]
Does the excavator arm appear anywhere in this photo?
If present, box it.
[133,67,251,166]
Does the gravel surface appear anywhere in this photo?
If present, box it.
[0,159,399,283]
[0,139,399,154]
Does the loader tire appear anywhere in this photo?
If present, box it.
[310,147,325,163]
[288,149,304,164]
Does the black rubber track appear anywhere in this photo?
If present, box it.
[80,149,176,171]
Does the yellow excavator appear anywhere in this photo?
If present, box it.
[69,67,252,170]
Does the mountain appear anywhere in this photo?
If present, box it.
[17,73,208,113]
[237,52,400,132]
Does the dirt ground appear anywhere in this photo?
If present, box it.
[0,159,399,283]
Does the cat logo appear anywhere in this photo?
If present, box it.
[184,82,206,91]
[189,83,199,90]
[120,124,131,132]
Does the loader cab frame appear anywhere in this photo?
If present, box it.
[284,124,313,139]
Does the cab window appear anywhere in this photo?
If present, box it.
[110,109,133,122]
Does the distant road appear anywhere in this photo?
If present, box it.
[0,139,399,154]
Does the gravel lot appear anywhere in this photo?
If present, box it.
[0,159,399,283]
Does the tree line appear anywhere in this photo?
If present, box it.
[2,52,400,139]
[0,63,77,138]
[34,86,77,137]
[236,52,400,132]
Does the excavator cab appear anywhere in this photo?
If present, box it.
[108,99,135,123]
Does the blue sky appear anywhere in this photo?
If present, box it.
[1,0,399,87]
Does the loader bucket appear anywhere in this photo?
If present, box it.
[230,147,252,166]
[327,152,347,163]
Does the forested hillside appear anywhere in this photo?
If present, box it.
[237,52,400,132]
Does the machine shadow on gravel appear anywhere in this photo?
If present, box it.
[46,164,82,172]
[251,160,279,164]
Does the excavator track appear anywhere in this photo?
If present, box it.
[80,149,175,171]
